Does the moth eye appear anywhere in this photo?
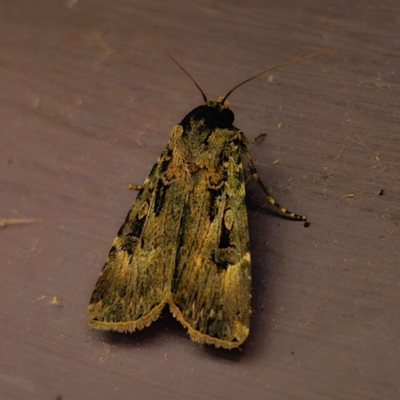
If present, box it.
[221,108,234,125]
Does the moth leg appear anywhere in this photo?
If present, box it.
[241,144,307,221]
[127,184,143,191]
[244,133,267,145]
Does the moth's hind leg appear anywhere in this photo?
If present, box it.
[241,143,307,221]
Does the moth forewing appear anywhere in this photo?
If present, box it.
[88,149,176,332]
[168,126,252,348]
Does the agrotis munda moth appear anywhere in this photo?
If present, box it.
[88,50,331,349]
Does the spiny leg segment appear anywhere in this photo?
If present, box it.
[245,133,267,145]
[240,142,307,221]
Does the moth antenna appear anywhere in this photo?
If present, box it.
[221,48,335,105]
[166,53,208,103]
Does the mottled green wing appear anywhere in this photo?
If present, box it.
[169,150,252,349]
[88,149,188,332]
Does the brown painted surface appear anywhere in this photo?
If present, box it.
[1,1,398,399]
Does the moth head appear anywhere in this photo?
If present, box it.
[206,97,234,125]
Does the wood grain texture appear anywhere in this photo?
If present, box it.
[0,1,398,399]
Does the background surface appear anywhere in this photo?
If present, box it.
[1,1,399,399]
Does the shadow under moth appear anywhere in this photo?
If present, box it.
[88,50,331,349]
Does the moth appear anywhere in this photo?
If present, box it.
[88,50,329,348]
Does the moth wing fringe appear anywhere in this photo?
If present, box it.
[169,301,247,349]
[88,299,168,333]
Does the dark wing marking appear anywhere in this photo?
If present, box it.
[169,139,251,349]
[88,148,189,332]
